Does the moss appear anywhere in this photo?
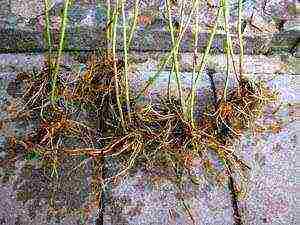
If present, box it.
[16,190,33,203]
[24,150,41,161]
[16,39,38,51]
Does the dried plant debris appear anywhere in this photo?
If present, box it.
[0,52,276,223]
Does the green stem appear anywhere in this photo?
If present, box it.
[179,0,186,33]
[190,6,221,126]
[222,0,232,101]
[136,0,198,101]
[167,64,174,99]
[224,0,239,85]
[237,0,244,81]
[51,0,70,103]
[189,0,199,126]
[167,0,185,101]
[112,2,126,130]
[127,0,139,47]
[224,41,230,101]
[121,0,131,123]
[136,52,173,101]
[166,0,184,114]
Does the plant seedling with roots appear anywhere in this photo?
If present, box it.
[5,0,278,223]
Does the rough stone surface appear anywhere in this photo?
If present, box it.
[0,0,298,53]
[0,0,10,16]
[11,0,44,19]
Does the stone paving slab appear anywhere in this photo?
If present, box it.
[0,52,296,74]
